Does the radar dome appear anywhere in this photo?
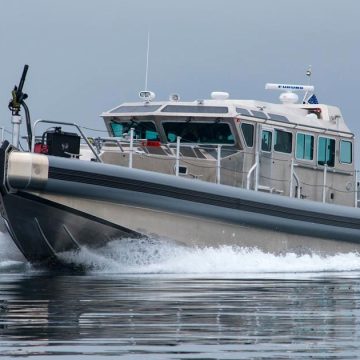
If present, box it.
[211,92,229,100]
[279,92,299,104]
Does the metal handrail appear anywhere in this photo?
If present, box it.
[31,119,102,163]
[293,171,301,198]
[290,159,301,198]
[246,152,259,190]
[246,163,257,190]
[322,164,327,203]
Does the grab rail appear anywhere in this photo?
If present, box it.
[246,163,257,190]
[322,164,327,203]
[289,159,301,198]
[246,152,259,190]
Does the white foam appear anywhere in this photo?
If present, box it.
[58,238,360,275]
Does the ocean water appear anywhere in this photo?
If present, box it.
[1,231,360,359]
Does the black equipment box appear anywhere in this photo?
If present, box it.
[46,128,81,158]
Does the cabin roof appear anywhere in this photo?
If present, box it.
[101,98,351,136]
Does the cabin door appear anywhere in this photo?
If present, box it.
[258,126,273,191]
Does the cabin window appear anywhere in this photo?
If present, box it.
[236,108,251,116]
[110,121,158,140]
[261,130,272,152]
[340,140,352,164]
[110,105,161,113]
[241,123,254,147]
[274,129,292,153]
[268,113,289,123]
[296,133,314,160]
[162,122,234,144]
[162,121,234,144]
[251,110,268,119]
[161,105,228,114]
[318,137,335,167]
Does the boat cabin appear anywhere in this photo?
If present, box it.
[97,87,356,207]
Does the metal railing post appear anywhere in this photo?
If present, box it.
[11,115,22,148]
[216,144,221,184]
[355,170,359,207]
[254,151,259,191]
[290,159,294,198]
[175,136,181,176]
[246,163,256,190]
[322,164,327,203]
[246,151,259,190]
[129,128,134,169]
[295,173,301,198]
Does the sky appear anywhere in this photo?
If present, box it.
[0,0,359,163]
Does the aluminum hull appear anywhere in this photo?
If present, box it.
[1,142,360,264]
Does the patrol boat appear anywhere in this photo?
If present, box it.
[1,65,359,265]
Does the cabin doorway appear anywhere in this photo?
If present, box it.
[258,126,274,192]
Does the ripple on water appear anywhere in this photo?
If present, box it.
[1,233,360,358]
[0,273,360,359]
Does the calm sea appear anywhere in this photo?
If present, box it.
[1,231,360,359]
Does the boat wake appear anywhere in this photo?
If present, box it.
[2,232,360,275]
[56,237,360,276]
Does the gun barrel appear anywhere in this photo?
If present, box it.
[17,64,29,97]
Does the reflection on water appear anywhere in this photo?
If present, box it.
[1,273,360,358]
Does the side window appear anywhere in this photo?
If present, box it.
[261,130,272,152]
[145,130,159,140]
[110,122,158,140]
[167,132,176,142]
[274,129,292,154]
[318,137,335,167]
[241,123,254,147]
[110,123,123,137]
[227,134,235,142]
[340,140,352,164]
[296,133,314,160]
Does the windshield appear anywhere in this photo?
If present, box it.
[162,121,234,144]
[110,121,159,140]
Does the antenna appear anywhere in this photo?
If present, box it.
[145,32,150,91]
[302,65,312,103]
[306,65,312,84]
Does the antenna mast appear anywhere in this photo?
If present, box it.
[145,32,150,91]
[302,65,312,103]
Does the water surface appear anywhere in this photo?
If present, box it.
[1,232,360,359]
